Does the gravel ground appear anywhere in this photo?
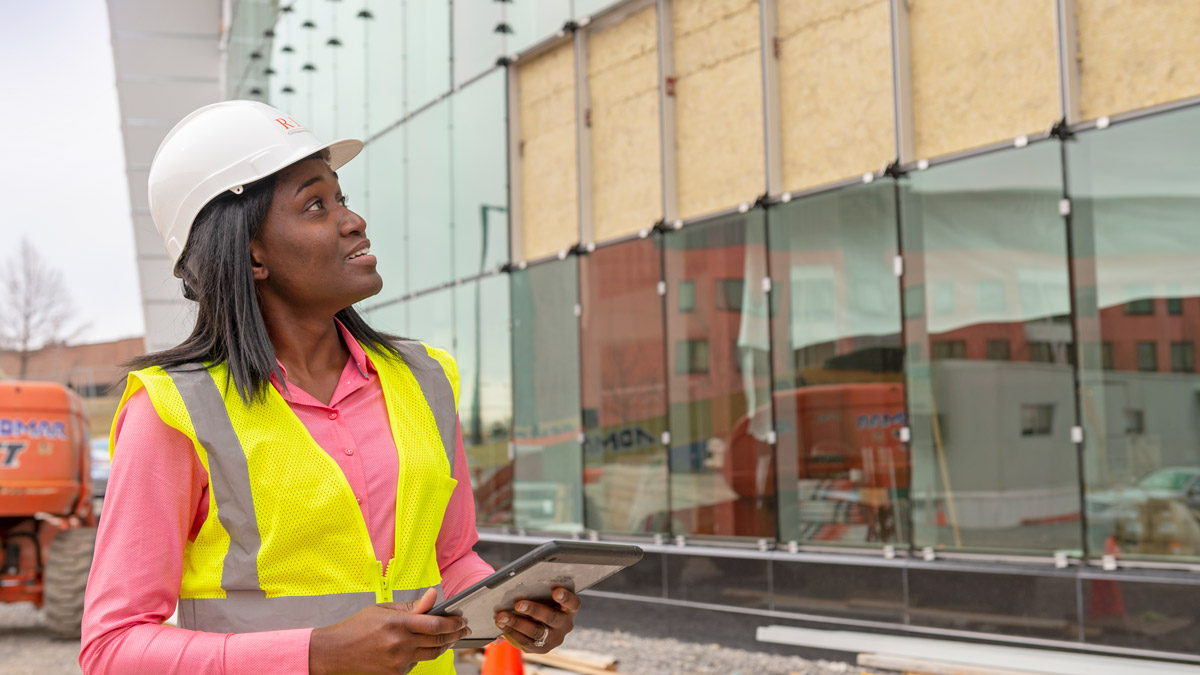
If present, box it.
[553,628,856,675]
[0,603,81,675]
[1,601,859,675]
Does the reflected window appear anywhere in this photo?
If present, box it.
[901,142,1079,554]
[768,182,905,548]
[1069,105,1200,562]
[1136,341,1158,372]
[1171,341,1194,373]
[452,70,510,278]
[675,340,710,374]
[665,211,775,539]
[580,238,669,535]
[1020,404,1055,437]
[986,339,1011,361]
[679,281,695,313]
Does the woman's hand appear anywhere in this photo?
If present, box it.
[309,588,471,675]
[494,587,581,654]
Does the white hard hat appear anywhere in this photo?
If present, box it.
[147,100,363,266]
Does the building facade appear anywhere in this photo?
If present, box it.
[117,0,1200,664]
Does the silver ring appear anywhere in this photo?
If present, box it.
[532,625,549,648]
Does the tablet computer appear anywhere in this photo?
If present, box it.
[431,540,643,649]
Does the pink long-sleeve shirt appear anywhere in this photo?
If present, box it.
[80,326,494,675]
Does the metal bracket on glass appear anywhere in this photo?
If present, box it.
[761,277,772,294]
[922,547,936,562]
[1054,552,1069,569]
[653,533,666,545]
[1096,115,1111,130]
[588,530,600,542]
[1071,426,1084,444]
[893,255,904,278]
[1058,199,1072,217]
[674,535,687,548]
[577,431,586,444]
[883,545,896,559]
[767,430,777,445]
[1101,554,1118,571]
[899,426,911,443]
[507,442,515,462]
[574,303,583,318]
[1014,135,1029,148]
[786,541,799,554]
[757,539,772,552]
[657,280,667,296]
[661,430,671,446]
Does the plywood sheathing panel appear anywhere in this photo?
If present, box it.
[1077,0,1200,120]
[777,0,894,191]
[909,0,1059,160]
[519,42,579,261]
[588,5,663,242]
[673,0,766,220]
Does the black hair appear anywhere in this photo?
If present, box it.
[125,164,404,403]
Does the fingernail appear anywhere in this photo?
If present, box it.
[555,590,565,601]
[517,602,529,612]
[497,616,510,627]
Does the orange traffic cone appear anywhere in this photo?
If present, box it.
[481,639,524,675]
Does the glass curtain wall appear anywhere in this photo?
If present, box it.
[511,259,584,532]
[900,142,1082,554]
[580,238,669,535]
[664,211,775,538]
[768,182,907,548]
[1070,107,1200,563]
[456,276,514,527]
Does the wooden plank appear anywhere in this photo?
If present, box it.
[859,653,1050,675]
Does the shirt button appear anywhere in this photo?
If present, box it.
[355,495,363,505]
[344,447,354,456]
[328,411,338,420]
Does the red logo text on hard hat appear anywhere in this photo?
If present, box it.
[275,117,304,131]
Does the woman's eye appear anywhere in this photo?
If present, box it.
[306,199,323,212]
[338,194,350,207]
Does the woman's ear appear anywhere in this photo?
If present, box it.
[249,239,268,281]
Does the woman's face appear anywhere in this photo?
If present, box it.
[249,157,383,315]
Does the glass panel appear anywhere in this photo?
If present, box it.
[773,560,905,623]
[455,276,514,527]
[580,238,669,535]
[334,0,368,140]
[665,554,769,609]
[405,1,450,111]
[908,568,1080,641]
[301,0,336,140]
[506,2,572,55]
[574,0,620,19]
[451,70,510,280]
[664,211,775,539]
[406,101,453,292]
[900,142,1080,554]
[453,0,504,86]
[768,182,907,548]
[1082,576,1200,653]
[365,0,404,135]
[406,289,454,352]
[1069,106,1200,563]
[269,6,303,112]
[511,259,583,532]
[364,126,406,299]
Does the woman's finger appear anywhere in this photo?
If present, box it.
[551,587,582,614]
[496,611,546,642]
[511,600,564,629]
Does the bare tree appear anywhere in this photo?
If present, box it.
[0,238,83,379]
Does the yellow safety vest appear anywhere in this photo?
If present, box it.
[112,340,460,674]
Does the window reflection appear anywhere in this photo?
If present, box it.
[455,276,514,527]
[900,142,1081,554]
[406,101,453,291]
[664,212,775,538]
[1071,106,1200,563]
[580,238,669,535]
[768,182,907,547]
[511,259,584,532]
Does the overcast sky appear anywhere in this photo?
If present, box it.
[1,0,143,343]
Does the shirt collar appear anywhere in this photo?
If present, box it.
[270,318,374,392]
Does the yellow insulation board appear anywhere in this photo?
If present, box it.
[519,41,579,261]
[1077,0,1200,120]
[673,0,765,219]
[588,5,663,242]
[909,0,1059,159]
[777,0,894,191]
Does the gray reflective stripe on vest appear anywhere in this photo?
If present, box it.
[176,585,442,633]
[166,365,264,597]
[392,341,457,476]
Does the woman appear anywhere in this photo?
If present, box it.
[80,101,579,674]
